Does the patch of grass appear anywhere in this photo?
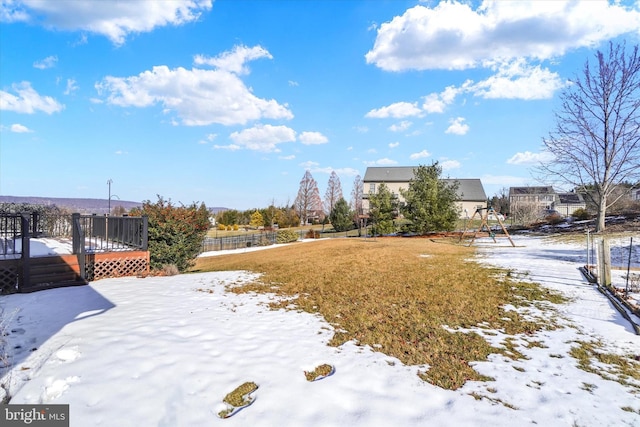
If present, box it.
[570,340,640,390]
[218,381,258,418]
[304,364,334,381]
[193,237,567,390]
[468,392,518,410]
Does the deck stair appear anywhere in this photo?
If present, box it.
[26,255,87,292]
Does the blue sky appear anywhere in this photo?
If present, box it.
[1,0,640,210]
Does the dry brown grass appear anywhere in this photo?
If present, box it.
[192,237,565,390]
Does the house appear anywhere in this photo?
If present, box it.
[555,192,586,216]
[361,166,487,219]
[509,186,556,213]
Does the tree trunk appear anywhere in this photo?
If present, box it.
[596,193,607,232]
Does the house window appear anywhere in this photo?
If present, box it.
[369,183,376,194]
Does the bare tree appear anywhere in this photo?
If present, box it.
[510,201,542,226]
[324,171,343,215]
[294,170,322,225]
[350,174,364,216]
[539,41,640,231]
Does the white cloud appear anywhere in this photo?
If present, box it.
[194,45,272,75]
[364,158,398,166]
[388,142,400,148]
[472,60,566,100]
[299,131,328,145]
[445,117,469,135]
[409,150,430,160]
[198,133,217,144]
[213,143,241,151]
[440,159,461,170]
[1,0,29,22]
[365,1,640,72]
[365,102,423,119]
[96,46,293,126]
[64,79,79,95]
[228,124,296,153]
[2,0,212,46]
[0,81,64,114]
[279,154,295,160]
[10,123,33,133]
[507,150,554,165]
[388,120,412,132]
[33,55,57,69]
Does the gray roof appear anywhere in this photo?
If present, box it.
[509,186,555,195]
[363,166,486,202]
[557,192,584,204]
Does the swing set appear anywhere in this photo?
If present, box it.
[460,206,515,247]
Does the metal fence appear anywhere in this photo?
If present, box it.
[0,213,30,257]
[201,232,279,252]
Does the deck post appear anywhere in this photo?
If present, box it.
[19,213,30,292]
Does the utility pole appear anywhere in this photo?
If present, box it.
[107,179,113,214]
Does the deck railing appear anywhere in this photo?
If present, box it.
[0,212,148,292]
[71,214,148,253]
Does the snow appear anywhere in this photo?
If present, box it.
[1,236,639,426]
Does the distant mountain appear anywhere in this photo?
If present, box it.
[0,195,230,215]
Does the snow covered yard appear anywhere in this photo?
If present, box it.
[0,236,639,426]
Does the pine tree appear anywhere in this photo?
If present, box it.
[368,183,398,235]
[399,163,459,234]
[329,197,353,232]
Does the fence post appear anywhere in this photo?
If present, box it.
[597,239,612,287]
[19,213,30,292]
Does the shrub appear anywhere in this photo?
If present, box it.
[571,208,590,220]
[305,229,320,239]
[162,264,180,276]
[130,196,210,273]
[217,224,226,231]
[276,229,299,244]
[546,213,565,225]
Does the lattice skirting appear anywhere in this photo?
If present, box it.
[86,251,150,281]
[0,260,19,294]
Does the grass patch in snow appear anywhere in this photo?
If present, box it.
[193,237,567,390]
[569,340,640,390]
[304,364,334,381]
[218,381,258,418]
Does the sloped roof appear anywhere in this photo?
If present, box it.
[509,186,555,195]
[363,167,486,202]
[557,192,584,204]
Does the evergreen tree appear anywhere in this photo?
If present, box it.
[400,163,460,234]
[329,197,353,232]
[368,183,398,235]
[249,210,265,228]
